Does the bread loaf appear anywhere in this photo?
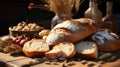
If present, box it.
[46,28,73,47]
[90,29,120,52]
[75,41,98,58]
[45,42,76,60]
[23,39,49,57]
[46,18,99,46]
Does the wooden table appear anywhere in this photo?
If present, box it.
[0,52,120,67]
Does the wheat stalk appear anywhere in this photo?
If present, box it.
[30,0,85,16]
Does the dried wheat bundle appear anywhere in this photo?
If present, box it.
[30,0,84,16]
[45,0,82,14]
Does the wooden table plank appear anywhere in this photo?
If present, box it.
[7,58,38,67]
[0,52,38,67]
[0,52,27,62]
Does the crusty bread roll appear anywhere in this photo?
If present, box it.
[46,18,99,46]
[90,29,120,52]
[42,36,48,41]
[39,29,50,37]
[23,39,49,57]
[75,41,98,58]
[45,42,76,60]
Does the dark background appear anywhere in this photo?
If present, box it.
[0,0,120,36]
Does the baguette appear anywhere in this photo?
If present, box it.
[46,18,99,46]
[23,39,49,57]
[75,41,98,58]
[46,28,73,47]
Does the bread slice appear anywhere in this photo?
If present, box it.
[45,42,76,60]
[75,41,98,58]
[45,49,62,60]
[23,39,49,57]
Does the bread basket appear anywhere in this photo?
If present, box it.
[9,27,43,37]
[8,21,45,37]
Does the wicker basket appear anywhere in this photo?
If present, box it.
[9,27,42,37]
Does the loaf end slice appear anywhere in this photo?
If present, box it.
[23,39,49,57]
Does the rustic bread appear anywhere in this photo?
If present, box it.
[46,18,99,46]
[46,28,73,47]
[23,39,49,57]
[75,41,98,58]
[45,42,76,60]
[90,29,120,52]
[42,36,48,41]
[39,29,50,37]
